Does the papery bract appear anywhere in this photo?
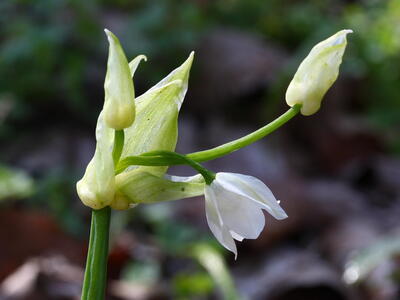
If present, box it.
[113,173,205,210]
[112,53,194,208]
[286,29,352,116]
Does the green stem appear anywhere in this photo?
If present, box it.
[144,151,216,184]
[81,206,111,300]
[112,130,124,166]
[186,105,300,162]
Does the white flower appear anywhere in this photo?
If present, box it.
[204,172,287,258]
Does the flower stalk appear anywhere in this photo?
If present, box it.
[81,206,111,300]
[186,104,301,162]
[112,130,124,165]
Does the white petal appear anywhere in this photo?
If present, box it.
[216,173,288,220]
[205,185,237,257]
[211,180,265,240]
[164,174,204,183]
[230,231,244,242]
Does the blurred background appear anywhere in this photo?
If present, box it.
[0,0,400,299]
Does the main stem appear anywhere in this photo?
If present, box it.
[81,206,111,300]
[82,129,125,299]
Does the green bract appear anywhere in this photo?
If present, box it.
[286,29,352,116]
[76,31,203,209]
[111,52,199,209]
[113,173,204,210]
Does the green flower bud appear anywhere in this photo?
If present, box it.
[103,29,136,129]
[76,111,115,209]
[286,29,352,116]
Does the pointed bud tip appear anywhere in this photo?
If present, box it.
[184,51,195,66]
[104,28,111,38]
[104,28,118,44]
[342,29,353,34]
[337,29,353,41]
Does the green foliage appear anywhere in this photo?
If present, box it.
[121,260,161,285]
[0,165,33,200]
[0,0,101,123]
[136,203,241,299]
[173,272,214,299]
[343,0,400,128]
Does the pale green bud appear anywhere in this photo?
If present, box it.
[111,171,205,209]
[76,111,115,209]
[286,29,352,116]
[103,29,135,129]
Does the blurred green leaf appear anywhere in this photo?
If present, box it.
[192,243,242,300]
[121,260,160,286]
[343,233,400,284]
[173,271,214,299]
[0,165,33,200]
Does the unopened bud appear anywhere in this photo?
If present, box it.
[103,29,135,129]
[286,29,353,116]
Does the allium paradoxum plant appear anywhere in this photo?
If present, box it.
[77,29,352,299]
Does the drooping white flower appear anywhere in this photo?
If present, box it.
[204,172,287,258]
[286,29,353,116]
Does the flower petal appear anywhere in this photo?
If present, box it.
[210,180,266,240]
[216,173,288,220]
[205,185,237,257]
